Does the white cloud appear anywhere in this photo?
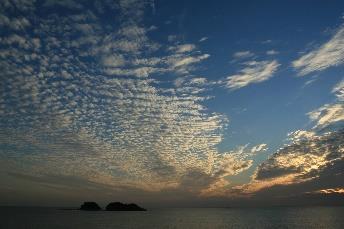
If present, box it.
[233,50,254,59]
[0,14,31,30]
[266,50,279,55]
[199,37,208,42]
[167,35,177,42]
[101,54,126,67]
[307,104,344,129]
[292,25,344,76]
[200,145,255,196]
[0,0,238,197]
[306,79,344,129]
[43,0,83,9]
[225,60,280,90]
[2,34,29,49]
[332,79,344,101]
[251,144,268,153]
[170,54,210,68]
[0,0,36,12]
[303,78,318,87]
[261,39,272,44]
[188,77,207,86]
[104,66,162,77]
[169,44,196,53]
[118,24,146,38]
[287,130,316,143]
[174,77,185,87]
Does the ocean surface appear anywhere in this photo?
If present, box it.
[1,206,344,229]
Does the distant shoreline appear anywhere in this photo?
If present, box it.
[79,202,147,211]
[0,205,343,209]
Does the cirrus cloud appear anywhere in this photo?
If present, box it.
[225,60,280,90]
[293,25,344,76]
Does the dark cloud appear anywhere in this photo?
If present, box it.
[234,128,344,205]
[255,129,344,181]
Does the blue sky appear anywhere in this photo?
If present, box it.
[0,0,343,207]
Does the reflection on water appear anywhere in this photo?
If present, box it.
[1,206,344,229]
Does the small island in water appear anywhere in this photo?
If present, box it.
[106,202,146,211]
[80,202,101,211]
[79,201,146,211]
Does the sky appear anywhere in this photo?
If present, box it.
[0,0,343,207]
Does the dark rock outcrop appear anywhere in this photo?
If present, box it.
[105,202,146,211]
[80,202,101,211]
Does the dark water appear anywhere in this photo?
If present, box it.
[1,206,344,229]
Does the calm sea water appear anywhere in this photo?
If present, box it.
[1,206,343,229]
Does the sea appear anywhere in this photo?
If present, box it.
[1,206,343,229]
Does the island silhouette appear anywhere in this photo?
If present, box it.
[79,201,146,211]
[106,202,146,211]
[79,202,101,211]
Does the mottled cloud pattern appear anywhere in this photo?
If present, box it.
[0,0,254,197]
[0,0,343,205]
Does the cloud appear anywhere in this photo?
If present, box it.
[307,80,344,130]
[251,144,268,153]
[233,77,344,197]
[168,54,210,68]
[43,0,83,9]
[234,76,344,197]
[199,37,208,42]
[332,79,344,101]
[0,0,246,201]
[303,78,318,87]
[200,150,254,196]
[101,54,126,67]
[232,51,254,59]
[266,50,279,55]
[0,0,36,12]
[187,77,208,86]
[292,25,344,76]
[312,188,344,194]
[307,104,344,129]
[169,44,196,53]
[242,87,344,195]
[167,35,178,42]
[196,143,271,197]
[225,60,280,90]
[103,66,162,77]
[242,128,344,194]
[261,39,272,44]
[0,14,31,30]
[287,130,316,143]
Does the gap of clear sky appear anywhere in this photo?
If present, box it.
[0,0,343,207]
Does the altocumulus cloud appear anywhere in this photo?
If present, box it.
[0,0,254,199]
[1,0,342,206]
